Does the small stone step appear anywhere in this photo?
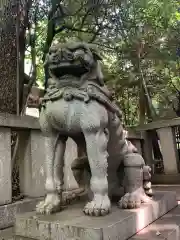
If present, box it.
[0,228,35,240]
[0,197,42,230]
[0,227,14,240]
[14,237,35,240]
[15,191,177,240]
[130,204,180,240]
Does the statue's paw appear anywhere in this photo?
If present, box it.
[36,200,46,214]
[83,194,111,217]
[61,191,78,205]
[118,187,151,209]
[36,193,61,215]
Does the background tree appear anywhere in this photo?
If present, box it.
[1,0,180,123]
[0,0,32,114]
[24,0,180,125]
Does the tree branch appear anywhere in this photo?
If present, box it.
[55,25,96,34]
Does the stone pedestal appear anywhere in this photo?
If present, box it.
[0,198,42,230]
[15,191,177,240]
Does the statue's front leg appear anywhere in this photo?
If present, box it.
[82,128,110,216]
[36,134,62,214]
[119,153,151,209]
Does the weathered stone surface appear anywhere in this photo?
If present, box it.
[130,221,179,240]
[157,127,179,174]
[15,191,177,240]
[14,237,35,240]
[152,174,180,185]
[0,127,11,205]
[28,130,46,197]
[18,131,32,197]
[0,227,14,240]
[153,185,180,200]
[64,138,78,190]
[0,198,42,230]
[19,134,78,198]
[18,130,46,198]
[130,199,180,240]
[0,227,35,240]
[0,113,40,129]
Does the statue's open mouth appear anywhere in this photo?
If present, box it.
[49,62,89,78]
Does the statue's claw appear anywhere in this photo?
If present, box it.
[83,194,111,216]
[61,191,77,205]
[118,187,151,209]
[36,193,61,214]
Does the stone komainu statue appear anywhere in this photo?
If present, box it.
[36,41,152,216]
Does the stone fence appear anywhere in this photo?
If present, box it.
[136,118,180,184]
[0,113,145,206]
[1,113,180,229]
[1,113,180,206]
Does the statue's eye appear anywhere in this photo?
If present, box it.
[67,52,72,57]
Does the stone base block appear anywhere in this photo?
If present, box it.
[15,191,177,240]
[0,197,42,230]
[130,197,180,240]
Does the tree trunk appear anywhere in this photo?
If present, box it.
[0,1,18,114]
[0,0,32,201]
[0,0,32,114]
[139,84,146,124]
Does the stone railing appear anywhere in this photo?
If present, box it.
[0,113,145,206]
[0,112,180,229]
[136,118,180,184]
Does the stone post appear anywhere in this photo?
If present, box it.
[19,130,46,198]
[157,127,179,174]
[18,130,31,197]
[0,127,11,205]
[141,131,154,167]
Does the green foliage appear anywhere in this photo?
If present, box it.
[25,0,180,125]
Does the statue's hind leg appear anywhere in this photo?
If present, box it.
[119,153,151,209]
[109,115,152,209]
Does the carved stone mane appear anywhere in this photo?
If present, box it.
[41,41,122,118]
